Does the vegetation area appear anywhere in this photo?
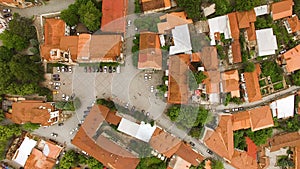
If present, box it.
[134,0,141,13]
[223,93,243,106]
[259,80,266,87]
[292,70,300,86]
[128,140,153,158]
[243,61,255,72]
[132,34,140,68]
[274,114,300,132]
[55,101,76,111]
[134,15,160,32]
[234,128,273,147]
[58,150,104,169]
[188,71,207,91]
[216,45,226,60]
[277,155,294,169]
[167,105,209,138]
[60,0,102,31]
[273,82,284,90]
[176,0,201,21]
[0,125,21,160]
[294,0,300,18]
[191,159,224,169]
[136,157,167,169]
[261,61,283,83]
[21,123,40,132]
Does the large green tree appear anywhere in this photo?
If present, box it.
[292,70,300,86]
[78,1,101,31]
[176,0,201,21]
[234,0,262,11]
[0,30,27,51]
[60,4,79,26]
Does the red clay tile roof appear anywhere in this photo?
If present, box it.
[244,64,262,102]
[283,44,300,72]
[141,0,171,12]
[287,15,300,33]
[101,0,127,33]
[295,146,300,169]
[231,40,242,63]
[228,12,240,40]
[203,71,220,94]
[157,12,193,34]
[168,54,190,104]
[59,36,79,61]
[237,10,256,29]
[204,115,234,161]
[10,101,56,126]
[272,0,294,20]
[24,148,56,169]
[175,143,204,166]
[246,22,256,41]
[249,105,274,131]
[191,52,201,62]
[266,132,300,152]
[246,137,257,160]
[232,111,251,131]
[231,150,258,169]
[221,70,240,93]
[201,46,218,71]
[138,32,162,70]
[149,128,182,158]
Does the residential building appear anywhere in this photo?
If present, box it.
[169,24,192,55]
[254,5,269,16]
[0,0,32,8]
[11,137,37,167]
[0,17,8,34]
[101,0,127,33]
[244,64,262,102]
[208,15,231,45]
[157,12,193,34]
[232,106,274,131]
[167,54,190,104]
[203,71,220,94]
[72,104,139,169]
[231,40,242,63]
[245,22,257,48]
[270,95,295,119]
[221,70,240,97]
[282,44,300,73]
[141,0,171,14]
[271,0,294,20]
[285,15,300,33]
[202,3,216,17]
[256,28,278,56]
[227,12,240,40]
[138,32,162,70]
[7,100,59,126]
[236,10,256,29]
[200,46,218,71]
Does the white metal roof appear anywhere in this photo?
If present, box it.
[254,5,269,16]
[208,15,231,45]
[270,95,295,119]
[12,137,37,166]
[256,28,278,56]
[169,24,192,55]
[117,118,156,142]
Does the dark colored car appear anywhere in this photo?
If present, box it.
[84,66,87,72]
[58,123,64,126]
[84,110,90,115]
[53,78,60,81]
[206,149,213,155]
[189,141,195,147]
[3,13,12,18]
[108,66,112,73]
[99,66,103,72]
[112,67,116,72]
[52,74,59,78]
[131,106,136,112]
[238,107,244,111]
[3,9,11,13]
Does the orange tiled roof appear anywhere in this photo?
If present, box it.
[24,148,56,169]
[295,146,300,169]
[10,101,56,126]
[266,132,300,152]
[77,34,91,60]
[101,0,127,33]
[249,105,274,131]
[231,150,258,169]
[167,54,190,104]
[175,143,204,166]
[246,137,257,160]
[59,36,79,61]
[204,115,234,161]
[287,15,300,33]
[149,128,182,158]
[138,32,162,70]
[141,0,171,12]
[221,70,240,93]
[283,44,300,72]
[228,12,240,40]
[232,111,251,131]
[236,10,256,29]
[157,12,193,34]
[203,71,220,94]
[231,40,242,63]
[201,46,218,71]
[244,64,262,102]
[246,22,256,41]
[272,0,294,20]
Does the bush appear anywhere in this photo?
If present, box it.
[243,61,255,72]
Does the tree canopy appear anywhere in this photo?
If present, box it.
[292,70,300,86]
[0,124,21,160]
[243,61,255,72]
[60,4,79,26]
[176,0,202,21]
[189,71,207,91]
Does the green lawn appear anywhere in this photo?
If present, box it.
[261,61,283,83]
[259,80,266,87]
[274,82,284,90]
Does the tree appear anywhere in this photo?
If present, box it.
[230,97,243,105]
[86,157,103,169]
[58,150,78,169]
[189,71,207,90]
[234,0,261,11]
[292,70,300,86]
[277,155,294,169]
[243,61,255,72]
[78,1,101,31]
[211,159,224,169]
[0,30,28,51]
[213,0,232,16]
[8,13,36,41]
[134,15,160,32]
[234,130,247,150]
[22,123,40,131]
[60,4,79,26]
[176,0,201,21]
[137,157,167,169]
[246,128,273,146]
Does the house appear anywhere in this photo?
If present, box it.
[167,54,190,104]
[157,12,193,34]
[72,104,139,169]
[244,64,262,102]
[169,24,192,55]
[256,28,278,56]
[7,100,59,126]
[245,22,257,47]
[282,44,300,73]
[254,5,269,16]
[208,15,231,45]
[246,137,258,160]
[101,0,127,33]
[285,15,300,33]
[11,137,37,167]
[141,0,171,14]
[227,12,240,40]
[265,132,300,152]
[231,40,242,63]
[232,106,274,131]
[270,95,295,119]
[231,151,257,169]
[271,0,294,20]
[236,10,256,29]
[221,70,240,97]
[0,17,8,34]
[200,46,218,71]
[0,0,32,8]
[138,32,162,70]
[203,71,220,95]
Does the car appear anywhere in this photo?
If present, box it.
[116,65,120,73]
[141,110,145,113]
[2,9,11,13]
[95,67,99,72]
[135,27,138,31]
[92,66,96,72]
[144,73,148,81]
[7,17,12,22]
[279,49,287,54]
[52,74,59,78]
[56,67,61,72]
[68,66,72,73]
[127,20,131,26]
[189,141,195,147]
[84,66,87,72]
[103,66,108,73]
[112,67,116,72]
[53,91,59,94]
[87,106,92,110]
[88,66,92,72]
[79,120,84,124]
[99,66,103,72]
[206,149,213,155]
[234,108,239,111]
[125,102,129,109]
[148,74,152,80]
[146,112,150,116]
[150,86,154,93]
[238,107,244,111]
[51,133,58,137]
[53,78,60,81]
[54,82,61,86]
[84,110,90,115]
[69,129,75,135]
[58,123,64,126]
[223,109,230,113]
[62,94,66,99]
[3,13,12,18]
[131,106,136,112]
[108,66,112,73]
[65,96,70,101]
[53,86,60,90]
[61,66,65,72]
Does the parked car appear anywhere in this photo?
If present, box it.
[84,66,87,72]
[95,67,99,72]
[103,66,108,73]
[206,149,213,155]
[53,86,60,90]
[61,66,65,72]
[88,66,92,72]
[53,78,60,81]
[65,96,70,101]
[69,129,75,135]
[238,107,244,111]
[54,82,61,86]
[125,102,129,109]
[3,13,12,18]
[223,109,230,113]
[99,66,103,72]
[62,94,66,100]
[150,86,154,93]
[56,67,61,72]
[148,74,152,80]
[189,141,195,147]
[112,67,116,72]
[52,74,59,78]
[131,106,136,112]
[51,133,58,137]
[127,20,131,26]
[146,112,150,116]
[144,73,148,81]
[58,123,64,126]
[2,9,11,13]
[84,110,90,115]
[108,66,112,73]
[116,65,120,73]
[68,66,72,73]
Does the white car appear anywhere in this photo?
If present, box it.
[70,129,75,135]
[150,86,154,93]
[54,82,61,86]
[65,96,70,101]
[61,66,65,72]
[56,67,60,72]
[51,133,58,137]
[127,20,131,26]
[68,66,72,73]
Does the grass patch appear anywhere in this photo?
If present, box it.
[274,82,284,90]
[259,80,266,87]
